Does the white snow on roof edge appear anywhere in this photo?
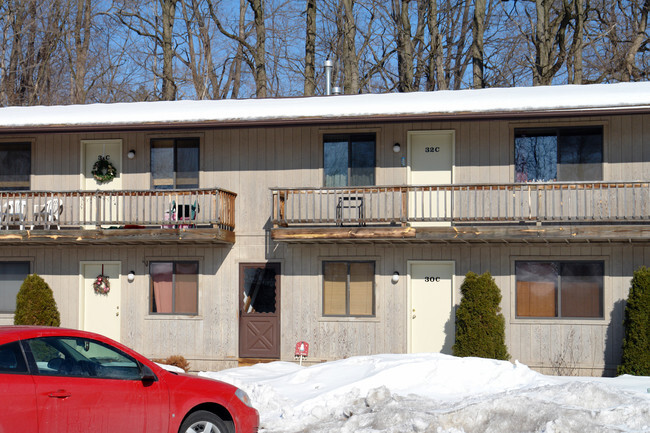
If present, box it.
[1,82,649,129]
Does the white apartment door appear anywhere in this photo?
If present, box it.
[81,140,123,226]
[408,261,455,354]
[407,131,454,226]
[80,262,121,342]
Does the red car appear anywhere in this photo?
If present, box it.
[0,326,259,433]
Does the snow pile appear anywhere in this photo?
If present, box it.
[201,353,650,433]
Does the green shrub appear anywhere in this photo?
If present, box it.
[13,274,60,327]
[618,266,650,376]
[453,271,509,360]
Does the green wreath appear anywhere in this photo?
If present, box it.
[92,155,117,183]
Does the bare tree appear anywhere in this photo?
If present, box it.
[531,0,571,85]
[67,0,93,103]
[114,0,179,101]
[0,0,67,106]
[392,0,427,92]
[426,0,447,90]
[304,0,317,95]
[472,0,486,88]
[621,0,650,81]
[339,0,360,93]
[207,0,268,98]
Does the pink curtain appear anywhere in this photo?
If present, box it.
[151,262,173,313]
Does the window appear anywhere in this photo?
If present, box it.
[324,133,375,187]
[323,261,374,317]
[241,264,278,314]
[516,261,604,318]
[25,336,142,379]
[150,261,199,314]
[514,127,602,182]
[151,138,199,189]
[0,262,30,314]
[0,342,28,374]
[0,142,30,190]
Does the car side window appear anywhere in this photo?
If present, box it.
[26,337,142,380]
[0,342,28,374]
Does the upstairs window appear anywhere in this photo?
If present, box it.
[514,126,602,182]
[151,138,199,189]
[0,142,30,190]
[324,133,375,187]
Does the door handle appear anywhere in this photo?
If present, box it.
[48,390,71,399]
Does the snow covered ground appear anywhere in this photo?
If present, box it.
[200,353,650,433]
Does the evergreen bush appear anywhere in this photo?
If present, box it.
[13,274,60,327]
[618,266,650,375]
[453,271,509,360]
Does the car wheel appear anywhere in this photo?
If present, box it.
[179,410,231,433]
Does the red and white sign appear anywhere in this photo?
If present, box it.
[295,341,309,357]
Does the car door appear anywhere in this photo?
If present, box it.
[0,341,38,432]
[23,336,168,433]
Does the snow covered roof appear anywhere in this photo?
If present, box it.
[1,82,649,131]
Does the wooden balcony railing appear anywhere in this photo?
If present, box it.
[271,182,650,227]
[0,188,236,231]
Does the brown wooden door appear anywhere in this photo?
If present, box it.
[239,263,281,359]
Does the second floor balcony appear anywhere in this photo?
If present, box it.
[0,188,236,245]
[271,182,650,244]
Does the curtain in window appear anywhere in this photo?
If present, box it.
[349,262,373,315]
[151,262,173,313]
[516,262,557,317]
[560,262,603,318]
[323,262,347,315]
[516,261,603,318]
[175,262,198,314]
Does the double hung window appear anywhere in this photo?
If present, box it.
[0,143,30,190]
[514,126,602,182]
[150,261,199,315]
[516,260,603,319]
[324,134,375,187]
[151,138,199,189]
[323,261,375,317]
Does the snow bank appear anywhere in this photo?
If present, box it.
[201,353,650,433]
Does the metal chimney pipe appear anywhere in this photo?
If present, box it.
[324,59,333,95]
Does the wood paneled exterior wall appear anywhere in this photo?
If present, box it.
[0,112,648,376]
